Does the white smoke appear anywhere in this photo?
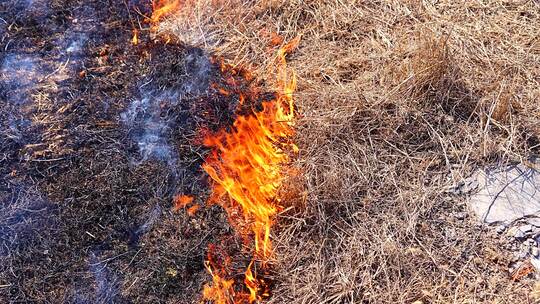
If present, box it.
[1,54,44,105]
[122,90,178,165]
[122,49,213,165]
[71,252,122,304]
[182,50,213,96]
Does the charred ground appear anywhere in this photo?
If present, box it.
[0,1,254,302]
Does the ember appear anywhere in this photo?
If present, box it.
[132,29,139,45]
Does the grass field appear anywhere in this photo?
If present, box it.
[1,0,538,303]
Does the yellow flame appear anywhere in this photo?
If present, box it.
[151,0,181,27]
[203,260,235,304]
[202,37,299,303]
[132,29,139,45]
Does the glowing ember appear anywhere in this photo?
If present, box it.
[132,29,139,45]
[201,37,299,303]
[186,204,200,216]
[173,194,194,211]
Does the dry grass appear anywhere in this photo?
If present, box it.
[162,0,540,303]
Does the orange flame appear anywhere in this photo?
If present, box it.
[202,38,299,303]
[150,0,181,27]
[173,194,194,211]
[203,258,235,304]
[187,204,200,216]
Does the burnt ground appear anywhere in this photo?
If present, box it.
[0,1,254,303]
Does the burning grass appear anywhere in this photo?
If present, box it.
[201,38,299,303]
[162,0,540,303]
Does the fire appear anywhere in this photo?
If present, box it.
[187,204,200,216]
[150,0,181,27]
[201,37,299,303]
[132,29,139,45]
[203,253,235,304]
[173,194,200,216]
[143,0,300,301]
[173,194,194,211]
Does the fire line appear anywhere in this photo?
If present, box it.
[146,2,300,302]
[201,37,299,303]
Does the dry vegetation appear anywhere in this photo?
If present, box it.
[1,0,539,303]
[162,0,540,302]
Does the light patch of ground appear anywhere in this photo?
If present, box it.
[468,163,540,224]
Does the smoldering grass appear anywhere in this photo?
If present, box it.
[71,252,124,304]
[129,204,162,246]
[121,49,214,167]
[0,54,44,105]
[0,0,51,22]
[121,91,178,165]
